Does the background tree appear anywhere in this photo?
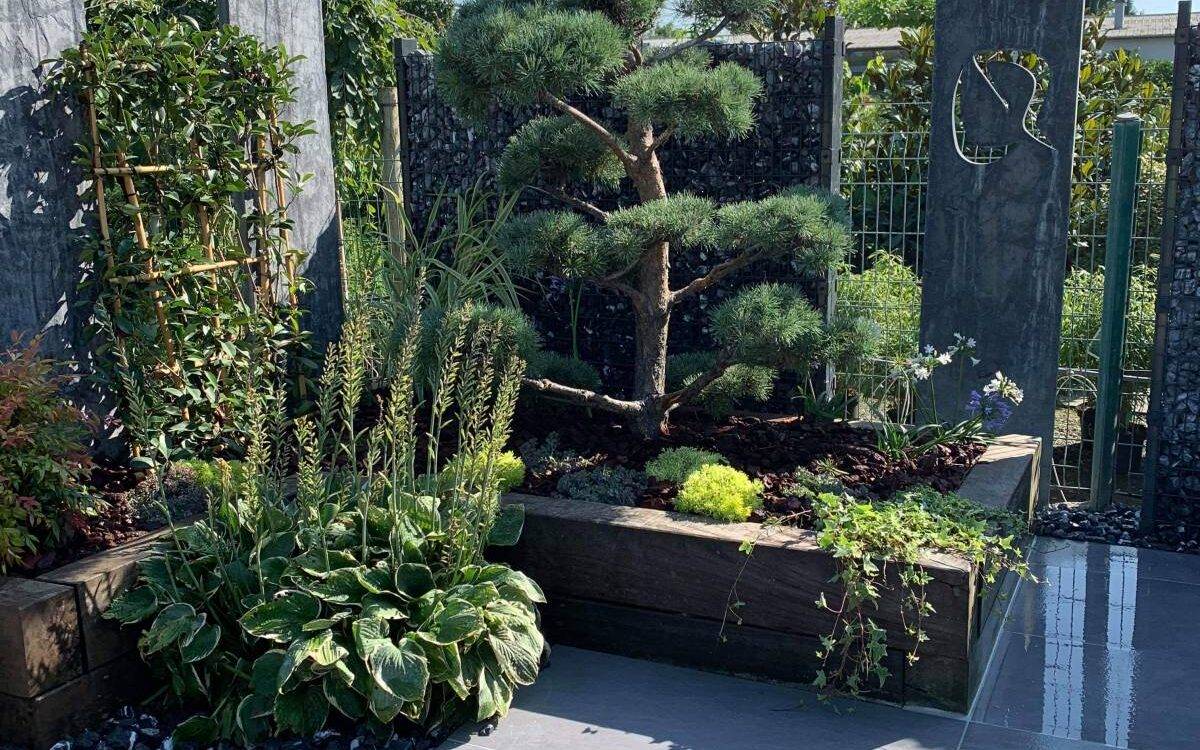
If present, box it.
[435,0,872,438]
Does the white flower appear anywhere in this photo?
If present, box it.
[923,344,935,355]
[937,352,953,365]
[970,357,981,366]
[966,337,977,349]
[984,372,1024,404]
[912,365,931,381]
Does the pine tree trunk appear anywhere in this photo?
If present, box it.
[628,123,671,439]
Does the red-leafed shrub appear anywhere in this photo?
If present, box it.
[0,336,98,570]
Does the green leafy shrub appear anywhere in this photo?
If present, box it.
[644,447,727,485]
[1060,265,1156,375]
[555,467,647,506]
[106,305,544,743]
[674,465,762,522]
[0,338,97,571]
[837,251,921,366]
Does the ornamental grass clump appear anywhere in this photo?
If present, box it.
[105,296,545,744]
[436,0,875,439]
[675,465,762,522]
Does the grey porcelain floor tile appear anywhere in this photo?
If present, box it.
[1004,549,1200,650]
[974,631,1199,749]
[454,646,965,750]
[1030,538,1200,586]
[960,723,1119,749]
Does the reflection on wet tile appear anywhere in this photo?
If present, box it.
[1031,538,1200,586]
[960,723,1118,749]
[1006,544,1200,652]
[975,631,1198,749]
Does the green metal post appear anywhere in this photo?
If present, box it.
[1090,113,1143,510]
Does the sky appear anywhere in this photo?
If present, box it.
[1137,0,1185,12]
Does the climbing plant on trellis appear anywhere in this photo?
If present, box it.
[50,9,313,457]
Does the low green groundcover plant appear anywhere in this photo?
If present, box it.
[106,304,544,744]
[644,446,728,485]
[555,466,648,506]
[675,465,762,522]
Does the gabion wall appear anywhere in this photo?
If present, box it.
[399,40,832,395]
[1151,23,1200,526]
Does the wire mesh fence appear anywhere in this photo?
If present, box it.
[836,96,1170,505]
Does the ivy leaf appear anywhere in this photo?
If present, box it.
[487,504,524,546]
[241,591,320,642]
[366,636,429,702]
[273,682,329,738]
[105,586,158,624]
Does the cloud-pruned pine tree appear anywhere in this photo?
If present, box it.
[436,0,874,438]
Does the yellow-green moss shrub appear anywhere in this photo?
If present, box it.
[674,465,762,522]
[442,450,526,493]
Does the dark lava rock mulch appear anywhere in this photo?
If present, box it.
[1035,503,1200,555]
[511,410,985,528]
[39,707,451,750]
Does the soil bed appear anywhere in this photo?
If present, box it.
[511,410,985,525]
[15,463,208,575]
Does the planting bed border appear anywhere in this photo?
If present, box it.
[496,434,1041,712]
[0,436,1038,747]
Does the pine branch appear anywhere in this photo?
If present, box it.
[662,356,732,409]
[672,249,768,303]
[649,124,677,153]
[530,185,609,221]
[653,17,729,62]
[523,376,642,414]
[540,91,637,169]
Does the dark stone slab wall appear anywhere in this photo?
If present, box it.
[0,1,88,361]
[398,40,830,395]
[220,0,345,347]
[1149,21,1200,526]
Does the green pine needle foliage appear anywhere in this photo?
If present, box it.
[711,283,827,369]
[644,446,728,484]
[714,187,851,273]
[667,352,776,418]
[604,194,717,258]
[611,53,763,140]
[499,116,625,193]
[527,351,603,392]
[559,0,663,32]
[436,1,630,120]
[498,211,610,279]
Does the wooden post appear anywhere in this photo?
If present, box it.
[820,17,845,400]
[378,86,407,266]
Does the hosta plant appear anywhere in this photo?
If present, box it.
[105,303,544,743]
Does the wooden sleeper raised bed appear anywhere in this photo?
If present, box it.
[496,434,1041,712]
[0,435,1038,747]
